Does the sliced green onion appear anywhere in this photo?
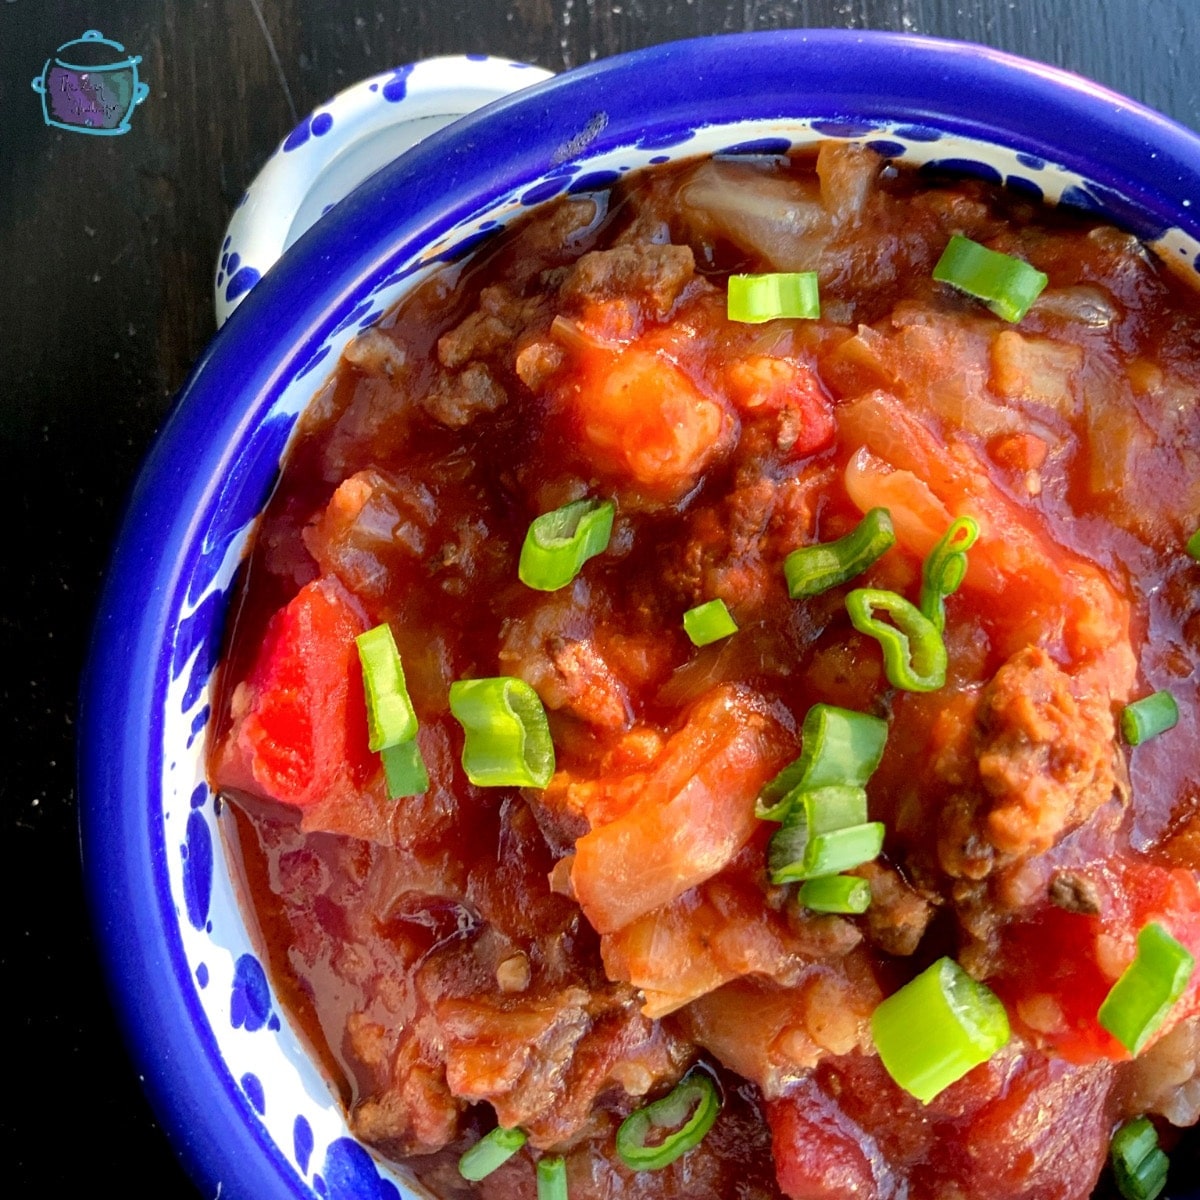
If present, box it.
[615,1067,722,1171]
[757,704,888,820]
[784,508,895,599]
[380,738,429,799]
[683,598,739,647]
[770,818,884,884]
[798,874,872,914]
[1111,1117,1170,1200]
[356,624,418,751]
[919,516,980,633]
[846,588,948,693]
[727,272,820,323]
[448,677,556,788]
[536,1155,568,1200]
[871,957,1011,1104]
[519,497,615,592]
[1188,528,1200,561]
[459,1127,527,1182]
[932,234,1048,323]
[1097,922,1195,1056]
[1121,692,1180,746]
[770,784,870,845]
[766,785,879,882]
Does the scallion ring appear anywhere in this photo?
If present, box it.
[448,676,556,788]
[846,588,948,693]
[769,811,884,884]
[536,1155,568,1200]
[615,1067,722,1171]
[932,234,1048,323]
[798,874,872,914]
[871,957,1011,1104]
[683,598,739,647]
[766,785,880,883]
[356,623,428,797]
[1110,1117,1170,1200]
[784,507,896,598]
[1097,922,1195,1056]
[459,1127,527,1182]
[1120,692,1179,746]
[919,516,980,633]
[519,497,615,592]
[727,271,820,323]
[757,704,888,820]
[1187,528,1200,561]
[380,738,430,800]
[356,623,418,751]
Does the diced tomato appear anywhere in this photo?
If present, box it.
[562,342,735,500]
[771,1048,1113,1200]
[214,576,374,812]
[766,1079,883,1199]
[569,685,793,934]
[723,355,836,459]
[994,858,1200,1063]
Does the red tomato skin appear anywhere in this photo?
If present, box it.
[766,1080,883,1200]
[215,576,374,810]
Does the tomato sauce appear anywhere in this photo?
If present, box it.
[211,144,1200,1199]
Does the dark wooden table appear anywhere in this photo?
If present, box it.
[2,1,1197,1192]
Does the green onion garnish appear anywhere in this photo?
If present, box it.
[846,587,948,693]
[1111,1117,1170,1200]
[536,1155,569,1200]
[356,623,428,797]
[767,786,882,883]
[356,624,418,751]
[871,957,1011,1104]
[459,1127,527,1182]
[448,677,556,788]
[784,508,896,599]
[770,818,884,884]
[757,704,889,820]
[615,1067,722,1171]
[1120,692,1180,746]
[518,497,615,592]
[918,516,980,633]
[727,271,820,323]
[932,234,1048,322]
[798,874,872,914]
[1188,528,1200,560]
[1097,922,1195,1056]
[380,738,430,800]
[683,598,739,647]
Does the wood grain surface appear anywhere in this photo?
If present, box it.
[1,1,1196,1191]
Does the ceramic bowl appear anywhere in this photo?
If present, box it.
[79,30,1200,1200]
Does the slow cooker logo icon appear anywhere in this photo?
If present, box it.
[31,29,149,136]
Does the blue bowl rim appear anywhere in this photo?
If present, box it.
[78,28,1200,1200]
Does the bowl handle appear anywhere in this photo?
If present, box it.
[214,55,554,328]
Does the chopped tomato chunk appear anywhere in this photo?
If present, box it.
[214,576,374,811]
[994,858,1200,1063]
[564,342,735,499]
[723,354,836,459]
[767,1079,883,1199]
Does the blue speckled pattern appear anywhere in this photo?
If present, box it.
[79,31,1200,1200]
